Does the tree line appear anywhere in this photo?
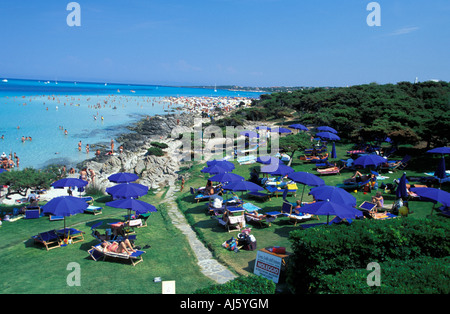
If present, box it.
[230,81,449,148]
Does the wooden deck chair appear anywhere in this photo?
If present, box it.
[190,187,210,203]
[31,230,61,251]
[88,243,146,266]
[84,205,102,215]
[380,155,411,172]
[280,202,313,226]
[57,228,85,244]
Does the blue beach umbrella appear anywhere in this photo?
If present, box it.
[270,127,292,134]
[240,130,259,138]
[42,196,89,235]
[309,185,357,207]
[222,180,264,193]
[255,126,270,130]
[200,164,229,174]
[317,126,338,134]
[256,156,281,165]
[287,171,325,203]
[51,178,88,189]
[106,183,148,199]
[353,155,387,168]
[395,172,408,200]
[316,132,340,141]
[300,199,363,223]
[209,172,245,183]
[260,163,294,176]
[426,147,450,154]
[289,124,308,131]
[410,187,450,208]
[108,172,139,183]
[207,159,235,170]
[106,198,157,216]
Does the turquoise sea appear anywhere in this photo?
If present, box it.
[0,79,262,169]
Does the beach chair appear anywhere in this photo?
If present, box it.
[218,207,245,232]
[56,228,85,244]
[243,203,277,227]
[380,155,411,172]
[316,166,342,176]
[190,187,210,203]
[280,202,313,226]
[31,230,61,251]
[84,205,103,215]
[437,206,450,218]
[358,201,377,217]
[88,242,146,266]
[265,184,297,198]
[25,208,40,219]
[82,196,94,205]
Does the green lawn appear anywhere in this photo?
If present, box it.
[176,142,450,277]
[0,190,214,294]
[0,140,448,293]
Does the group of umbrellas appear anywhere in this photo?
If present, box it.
[201,156,364,223]
[41,172,156,236]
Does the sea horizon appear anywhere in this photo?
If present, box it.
[0,78,263,170]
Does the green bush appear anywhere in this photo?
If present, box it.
[193,275,276,294]
[147,147,164,156]
[287,217,450,293]
[150,141,169,149]
[317,256,450,294]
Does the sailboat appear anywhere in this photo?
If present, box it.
[214,84,217,92]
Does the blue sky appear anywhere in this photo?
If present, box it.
[0,0,449,87]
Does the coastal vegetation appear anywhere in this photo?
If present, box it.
[226,81,450,147]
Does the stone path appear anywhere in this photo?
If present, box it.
[162,184,237,284]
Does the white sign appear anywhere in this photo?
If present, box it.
[253,250,282,283]
[162,280,176,294]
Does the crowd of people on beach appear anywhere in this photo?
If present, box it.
[162,96,253,115]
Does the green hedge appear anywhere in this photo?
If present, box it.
[287,217,450,294]
[147,147,164,156]
[193,275,276,294]
[150,141,169,149]
[317,256,450,294]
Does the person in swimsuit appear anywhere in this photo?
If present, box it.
[101,239,136,255]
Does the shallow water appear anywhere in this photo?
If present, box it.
[0,79,262,169]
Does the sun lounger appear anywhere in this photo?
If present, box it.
[237,155,257,165]
[218,207,245,232]
[25,209,40,219]
[56,228,85,244]
[265,185,297,198]
[49,215,64,221]
[380,155,411,172]
[88,242,146,266]
[316,166,341,176]
[279,202,313,226]
[84,205,102,215]
[31,230,61,251]
[190,187,210,203]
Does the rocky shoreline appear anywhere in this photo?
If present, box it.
[78,112,201,190]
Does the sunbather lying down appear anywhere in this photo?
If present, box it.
[101,239,136,255]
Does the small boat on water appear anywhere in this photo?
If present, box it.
[130,90,136,93]
[2,79,8,82]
